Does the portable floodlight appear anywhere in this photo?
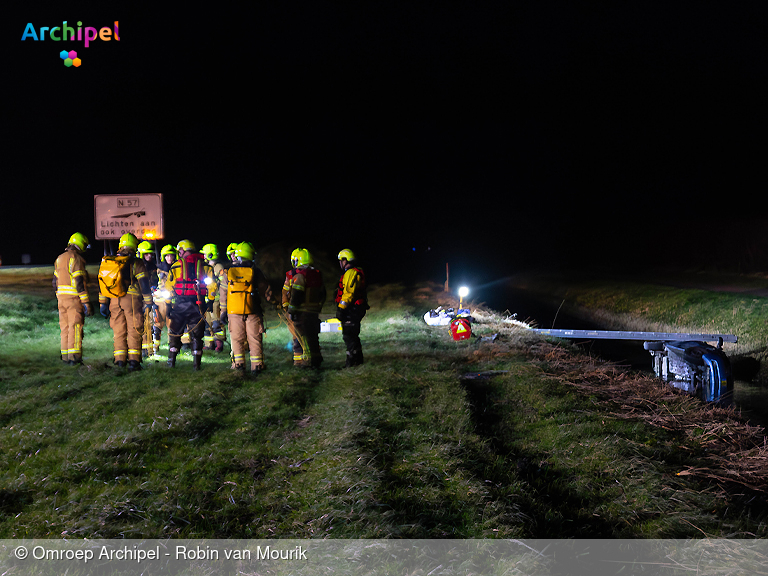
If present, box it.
[458,286,469,311]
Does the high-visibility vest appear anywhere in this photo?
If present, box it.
[173,253,208,298]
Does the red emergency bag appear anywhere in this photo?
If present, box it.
[450,317,472,341]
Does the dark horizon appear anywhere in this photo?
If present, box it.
[6,3,768,280]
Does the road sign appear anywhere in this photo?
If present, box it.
[94,194,164,241]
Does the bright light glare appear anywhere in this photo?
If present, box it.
[458,286,469,298]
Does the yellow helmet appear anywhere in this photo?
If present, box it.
[119,233,139,252]
[201,243,219,260]
[160,244,177,258]
[68,232,90,252]
[226,243,239,258]
[234,242,255,261]
[290,247,302,268]
[176,239,196,252]
[137,240,154,256]
[297,248,313,267]
[338,249,356,262]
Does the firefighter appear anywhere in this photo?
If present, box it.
[226,243,239,264]
[137,240,159,357]
[280,248,303,311]
[98,233,154,371]
[137,241,159,286]
[286,248,326,368]
[220,242,273,373]
[165,239,217,370]
[147,244,177,355]
[201,243,227,352]
[336,249,369,367]
[53,232,93,365]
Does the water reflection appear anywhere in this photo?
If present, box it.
[734,382,768,430]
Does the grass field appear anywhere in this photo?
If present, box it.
[1,267,767,538]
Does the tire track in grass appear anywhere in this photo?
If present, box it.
[458,369,627,537]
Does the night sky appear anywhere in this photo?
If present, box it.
[6,3,768,286]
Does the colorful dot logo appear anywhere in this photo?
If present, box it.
[59,49,81,67]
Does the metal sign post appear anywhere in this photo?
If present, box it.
[94,194,164,241]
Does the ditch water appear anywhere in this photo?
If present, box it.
[473,280,768,430]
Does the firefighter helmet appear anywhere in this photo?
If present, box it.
[226,243,239,259]
[338,248,356,262]
[234,242,255,261]
[68,232,90,252]
[119,233,139,252]
[160,244,177,258]
[202,243,219,261]
[137,240,154,256]
[297,248,313,267]
[176,239,196,253]
[290,248,302,268]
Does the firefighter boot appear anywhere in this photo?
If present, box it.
[152,327,162,355]
[167,347,178,368]
[191,341,203,371]
[345,349,364,368]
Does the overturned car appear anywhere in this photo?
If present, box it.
[644,339,733,406]
[533,329,737,406]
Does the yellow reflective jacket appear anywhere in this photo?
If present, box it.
[335,266,367,310]
[53,247,90,303]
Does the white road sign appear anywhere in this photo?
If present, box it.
[94,194,164,240]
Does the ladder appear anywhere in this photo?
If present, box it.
[531,329,737,344]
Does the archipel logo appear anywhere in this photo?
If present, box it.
[21,21,120,68]
[60,50,81,68]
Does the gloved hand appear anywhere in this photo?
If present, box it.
[100,303,110,319]
[144,302,157,313]
[220,311,228,325]
[83,302,94,317]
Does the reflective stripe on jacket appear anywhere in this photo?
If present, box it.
[290,266,325,314]
[54,248,89,302]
